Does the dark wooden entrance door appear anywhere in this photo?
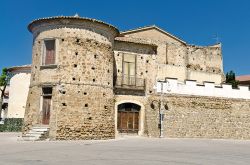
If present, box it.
[117,103,140,133]
[42,96,51,125]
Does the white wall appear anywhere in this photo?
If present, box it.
[7,72,30,118]
[156,78,250,99]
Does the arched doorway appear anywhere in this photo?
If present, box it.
[117,103,141,134]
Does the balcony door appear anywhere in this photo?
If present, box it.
[123,54,136,86]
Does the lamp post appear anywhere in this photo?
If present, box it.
[151,80,169,138]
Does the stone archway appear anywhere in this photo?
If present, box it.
[115,100,145,137]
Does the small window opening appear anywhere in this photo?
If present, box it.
[43,39,56,65]
[93,79,95,82]
[72,77,76,81]
[74,64,77,68]
[75,52,78,55]
[85,104,88,107]
[84,92,87,95]
[62,103,67,106]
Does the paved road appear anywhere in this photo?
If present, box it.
[0,133,250,165]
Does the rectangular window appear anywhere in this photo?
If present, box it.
[122,54,136,85]
[43,40,56,65]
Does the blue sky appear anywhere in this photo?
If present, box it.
[1,0,249,75]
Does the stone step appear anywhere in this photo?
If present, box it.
[26,133,43,137]
[22,126,50,141]
[28,131,46,134]
[33,126,50,129]
[22,135,40,141]
[31,128,49,132]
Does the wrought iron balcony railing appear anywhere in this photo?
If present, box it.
[115,76,145,90]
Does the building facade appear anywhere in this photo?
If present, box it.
[23,16,250,140]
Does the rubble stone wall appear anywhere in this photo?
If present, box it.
[147,94,250,139]
[24,18,118,139]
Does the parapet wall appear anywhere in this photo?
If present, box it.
[156,78,250,99]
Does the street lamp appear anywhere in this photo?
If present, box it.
[151,81,169,138]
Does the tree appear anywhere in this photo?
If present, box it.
[225,70,239,89]
[0,68,10,120]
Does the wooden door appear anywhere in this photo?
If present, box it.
[117,111,139,133]
[42,96,51,125]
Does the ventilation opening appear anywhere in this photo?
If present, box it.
[75,52,78,55]
[91,67,95,70]
[93,79,95,82]
[84,92,87,95]
[85,104,88,107]
[72,77,76,81]
[94,54,98,58]
[76,38,80,43]
[62,103,67,106]
[61,39,64,41]
[74,64,77,68]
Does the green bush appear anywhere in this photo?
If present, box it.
[0,118,23,132]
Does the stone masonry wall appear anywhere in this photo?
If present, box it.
[24,18,118,139]
[146,94,250,139]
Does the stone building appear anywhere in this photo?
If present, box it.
[23,16,250,140]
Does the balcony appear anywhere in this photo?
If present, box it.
[114,76,145,95]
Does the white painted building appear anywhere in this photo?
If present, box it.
[6,65,31,118]
[156,78,250,99]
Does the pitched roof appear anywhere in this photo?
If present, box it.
[236,75,250,82]
[7,64,31,72]
[121,25,186,44]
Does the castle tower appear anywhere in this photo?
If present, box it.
[23,16,119,139]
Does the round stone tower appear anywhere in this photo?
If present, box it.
[24,16,119,140]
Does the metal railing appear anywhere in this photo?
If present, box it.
[115,76,145,90]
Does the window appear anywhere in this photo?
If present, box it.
[43,40,56,65]
[122,54,136,85]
